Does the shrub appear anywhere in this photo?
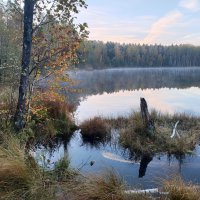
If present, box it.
[29,90,77,139]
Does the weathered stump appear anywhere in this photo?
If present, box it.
[140,98,155,134]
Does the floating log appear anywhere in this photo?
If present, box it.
[140,98,155,134]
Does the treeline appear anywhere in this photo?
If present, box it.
[77,40,200,68]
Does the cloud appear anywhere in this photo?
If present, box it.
[77,7,155,43]
[76,1,200,45]
[179,0,200,12]
[142,11,182,44]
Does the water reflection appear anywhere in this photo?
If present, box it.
[35,67,200,188]
[69,67,200,96]
[35,130,200,188]
[139,155,153,178]
[66,68,200,122]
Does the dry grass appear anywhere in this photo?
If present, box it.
[0,132,73,200]
[73,171,152,200]
[164,177,200,200]
[80,117,111,141]
[0,133,40,199]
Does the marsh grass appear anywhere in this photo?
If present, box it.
[81,111,200,157]
[118,111,200,156]
[0,133,42,199]
[80,117,111,142]
[0,132,77,200]
[73,171,152,200]
[164,177,200,200]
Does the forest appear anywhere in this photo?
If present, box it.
[77,40,200,68]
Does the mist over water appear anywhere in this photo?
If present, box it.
[37,67,200,188]
[67,67,200,123]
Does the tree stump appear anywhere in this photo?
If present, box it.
[140,98,155,134]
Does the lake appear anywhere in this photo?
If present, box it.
[36,67,200,189]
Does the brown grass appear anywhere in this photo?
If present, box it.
[0,133,41,199]
[80,116,111,141]
[72,171,152,200]
[0,132,77,200]
[164,177,200,200]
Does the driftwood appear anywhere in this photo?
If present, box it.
[170,121,180,138]
[140,98,155,134]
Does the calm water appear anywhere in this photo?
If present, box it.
[37,67,200,188]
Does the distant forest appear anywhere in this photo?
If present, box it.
[77,40,200,69]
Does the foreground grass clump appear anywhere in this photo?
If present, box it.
[80,116,111,141]
[0,133,43,199]
[75,171,125,200]
[0,132,76,200]
[73,171,151,200]
[118,111,200,157]
[164,177,200,200]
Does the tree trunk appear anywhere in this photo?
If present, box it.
[14,0,34,130]
[140,98,155,133]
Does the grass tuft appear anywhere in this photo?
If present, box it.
[80,116,111,142]
[74,171,126,200]
[164,177,200,200]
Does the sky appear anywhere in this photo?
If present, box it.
[76,0,200,45]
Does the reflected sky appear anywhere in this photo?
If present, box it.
[75,87,200,123]
[67,68,200,123]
